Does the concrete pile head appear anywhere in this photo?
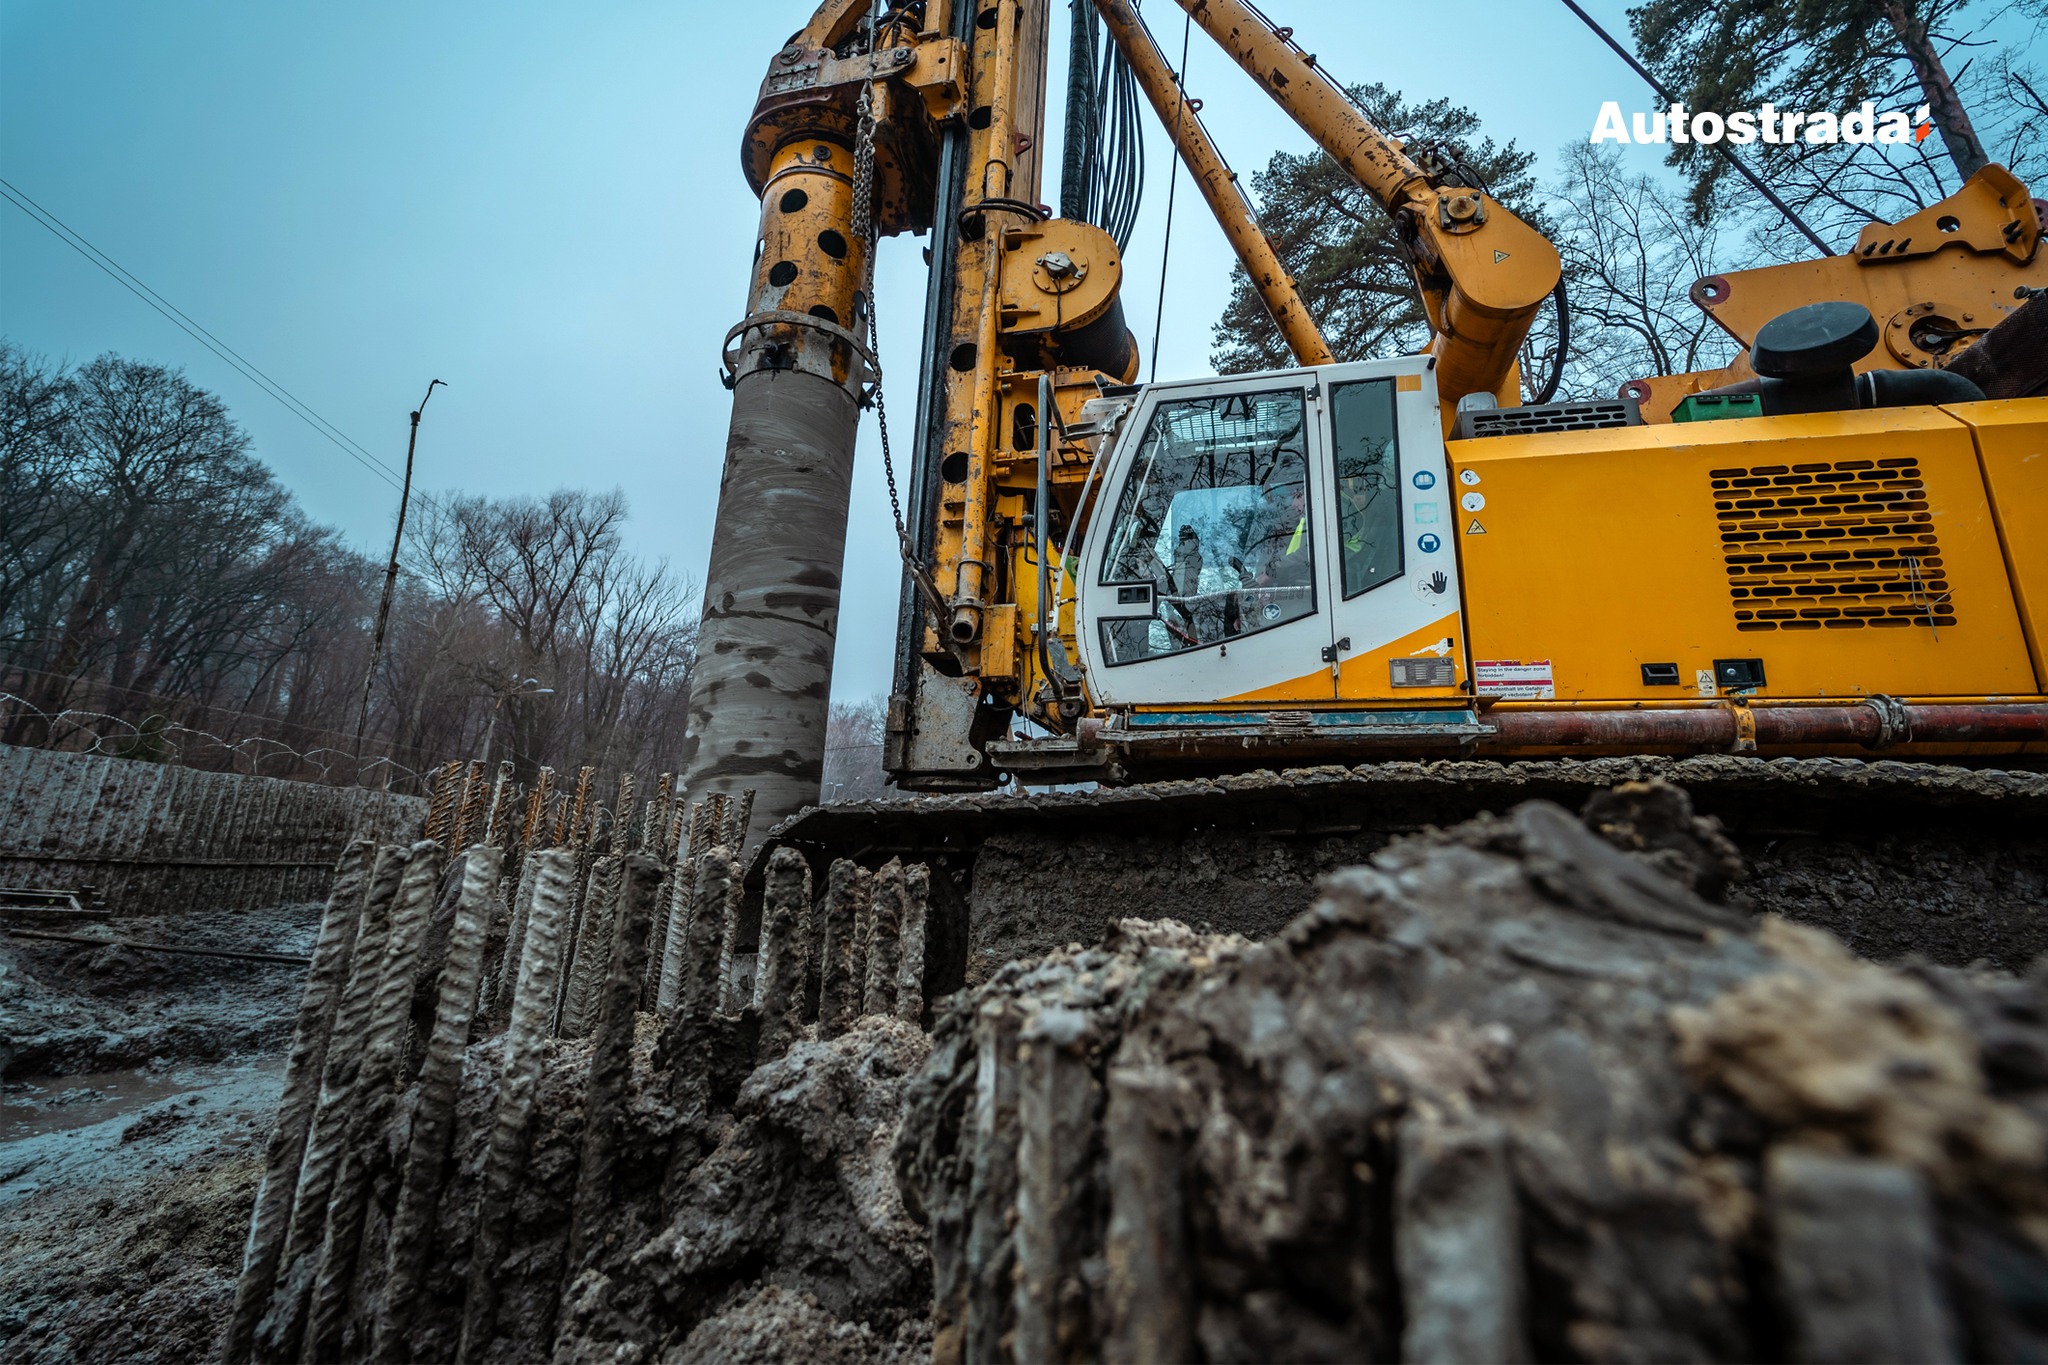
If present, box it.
[222,777,2048,1365]
[898,781,2048,1364]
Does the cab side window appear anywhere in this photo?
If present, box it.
[1329,379,1403,599]
[1097,389,1316,665]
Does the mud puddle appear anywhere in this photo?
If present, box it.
[0,1053,284,1206]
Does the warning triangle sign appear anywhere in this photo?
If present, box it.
[1467,519,1486,534]
[1492,250,1509,263]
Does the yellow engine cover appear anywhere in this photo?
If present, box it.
[1448,403,2043,703]
[1953,399,2048,689]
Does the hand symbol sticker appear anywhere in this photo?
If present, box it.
[1413,569,1451,601]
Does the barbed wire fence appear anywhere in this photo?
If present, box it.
[0,691,440,794]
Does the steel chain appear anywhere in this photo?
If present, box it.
[855,65,954,638]
[854,79,913,564]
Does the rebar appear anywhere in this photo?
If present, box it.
[722,789,754,851]
[484,848,542,1030]
[863,858,906,1018]
[712,791,755,1012]
[611,773,637,855]
[456,848,577,1363]
[565,853,662,1278]
[566,766,595,847]
[814,859,869,1039]
[898,862,929,1024]
[302,839,446,1362]
[1102,1065,1195,1364]
[262,842,408,1361]
[850,860,876,1008]
[654,802,715,1012]
[560,854,623,1039]
[453,759,489,853]
[372,846,502,1360]
[754,847,812,1060]
[964,1000,1023,1364]
[423,761,463,843]
[1012,1005,1100,1362]
[648,772,675,855]
[483,760,517,848]
[681,846,734,1020]
[665,785,690,857]
[222,839,373,1365]
[521,767,556,849]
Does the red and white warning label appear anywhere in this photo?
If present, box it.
[1474,659,1555,700]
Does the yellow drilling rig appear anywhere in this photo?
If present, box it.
[680,0,2048,849]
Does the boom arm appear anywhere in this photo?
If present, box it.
[1093,0,1332,368]
[1172,0,1562,404]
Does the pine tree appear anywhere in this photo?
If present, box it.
[1629,0,2045,227]
[1209,84,1540,376]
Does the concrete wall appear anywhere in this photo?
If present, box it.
[0,746,425,915]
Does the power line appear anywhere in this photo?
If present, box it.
[1147,10,1192,384]
[0,176,451,501]
[1554,0,1836,257]
[0,176,403,488]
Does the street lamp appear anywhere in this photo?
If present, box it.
[480,676,553,767]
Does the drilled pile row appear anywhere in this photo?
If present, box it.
[895,783,2048,1363]
[222,774,2048,1363]
[220,777,940,1364]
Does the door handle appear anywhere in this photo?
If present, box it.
[1319,636,1351,663]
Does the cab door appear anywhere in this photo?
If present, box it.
[1074,372,1338,705]
[1319,358,1470,702]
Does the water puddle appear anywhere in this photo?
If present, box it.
[0,1054,285,1205]
[1,1065,231,1143]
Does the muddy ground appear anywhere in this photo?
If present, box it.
[4,761,2046,1362]
[0,903,317,1363]
[1,902,319,1079]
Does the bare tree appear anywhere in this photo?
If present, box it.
[0,347,90,668]
[1544,144,1746,399]
[1633,0,2048,244]
[0,349,698,792]
[2,354,292,738]
[820,695,900,803]
[392,488,699,787]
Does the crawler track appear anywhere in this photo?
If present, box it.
[764,757,2048,976]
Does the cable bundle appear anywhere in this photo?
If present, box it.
[1060,0,1145,249]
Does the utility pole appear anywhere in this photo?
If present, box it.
[354,379,445,763]
[479,676,552,769]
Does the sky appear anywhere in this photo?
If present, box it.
[2,0,1731,704]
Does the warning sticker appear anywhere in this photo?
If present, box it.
[1474,659,1555,700]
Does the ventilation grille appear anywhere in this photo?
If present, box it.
[1452,399,1642,440]
[1712,459,1955,632]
